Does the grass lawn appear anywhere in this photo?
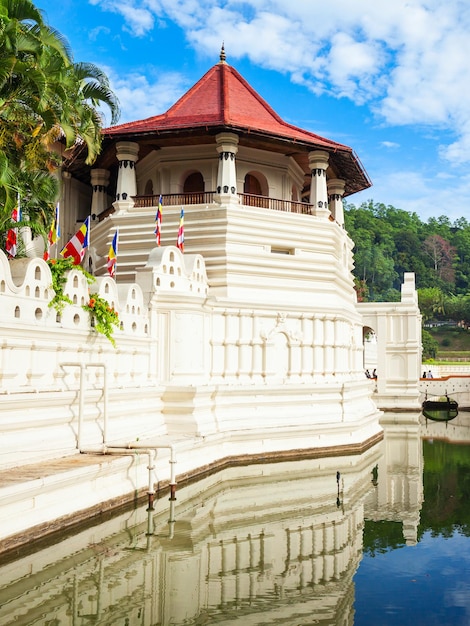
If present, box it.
[427,325,470,360]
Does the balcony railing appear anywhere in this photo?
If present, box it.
[132,191,314,215]
[239,193,314,215]
[133,192,215,208]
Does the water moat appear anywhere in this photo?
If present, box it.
[1,412,469,625]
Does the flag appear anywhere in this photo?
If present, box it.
[61,216,90,265]
[5,195,21,258]
[43,204,60,261]
[177,207,184,252]
[107,229,118,278]
[155,195,162,245]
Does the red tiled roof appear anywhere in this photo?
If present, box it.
[101,55,372,196]
[105,60,348,152]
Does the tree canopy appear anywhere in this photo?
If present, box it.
[345,201,470,320]
[0,0,119,250]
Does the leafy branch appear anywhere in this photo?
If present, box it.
[47,257,93,312]
[47,258,119,345]
[83,294,120,347]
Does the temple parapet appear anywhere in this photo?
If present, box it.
[136,246,208,299]
[0,250,150,357]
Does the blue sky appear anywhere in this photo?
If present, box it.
[36,0,470,223]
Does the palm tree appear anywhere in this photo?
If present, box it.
[0,0,69,222]
[58,61,120,164]
[0,0,119,253]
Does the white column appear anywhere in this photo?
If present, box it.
[113,141,139,213]
[324,317,335,376]
[327,178,346,226]
[90,168,110,219]
[251,314,263,381]
[333,318,343,375]
[224,310,237,378]
[313,316,324,377]
[215,132,239,204]
[301,315,313,379]
[308,150,330,218]
[238,311,250,379]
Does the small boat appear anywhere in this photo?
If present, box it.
[422,395,458,422]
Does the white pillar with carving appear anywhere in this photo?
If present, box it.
[215,132,239,204]
[113,141,139,213]
[308,150,330,219]
[327,178,346,226]
[90,168,110,219]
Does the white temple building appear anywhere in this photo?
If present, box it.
[0,49,422,549]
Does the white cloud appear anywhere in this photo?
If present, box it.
[88,25,111,41]
[89,0,155,36]
[90,0,470,165]
[102,69,189,124]
[441,127,470,164]
[326,32,385,102]
[353,167,470,222]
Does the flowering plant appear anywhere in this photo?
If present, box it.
[47,258,93,313]
[47,258,118,346]
[83,293,120,346]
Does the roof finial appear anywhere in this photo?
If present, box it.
[220,42,226,63]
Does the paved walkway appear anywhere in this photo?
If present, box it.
[0,453,116,488]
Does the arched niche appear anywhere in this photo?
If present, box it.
[243,171,268,197]
[183,171,204,193]
[144,179,154,195]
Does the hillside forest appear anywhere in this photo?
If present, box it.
[345,201,470,315]
[344,201,470,359]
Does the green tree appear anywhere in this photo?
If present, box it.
[425,215,453,241]
[345,202,470,300]
[345,202,398,299]
[417,287,446,321]
[450,222,470,293]
[422,329,438,360]
[0,0,119,251]
[0,0,68,220]
[445,294,470,327]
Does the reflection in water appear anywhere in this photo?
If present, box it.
[0,412,469,625]
[422,405,459,422]
[355,412,470,626]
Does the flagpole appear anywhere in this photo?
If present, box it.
[177,205,184,252]
[54,203,60,259]
[107,228,118,279]
[16,192,21,255]
[114,228,118,278]
[52,203,60,259]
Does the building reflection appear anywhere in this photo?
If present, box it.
[364,413,423,546]
[2,414,462,626]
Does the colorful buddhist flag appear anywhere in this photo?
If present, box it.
[61,216,90,265]
[155,195,162,245]
[43,204,60,261]
[107,229,118,278]
[5,195,21,258]
[177,207,184,252]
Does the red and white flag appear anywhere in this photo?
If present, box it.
[177,207,184,252]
